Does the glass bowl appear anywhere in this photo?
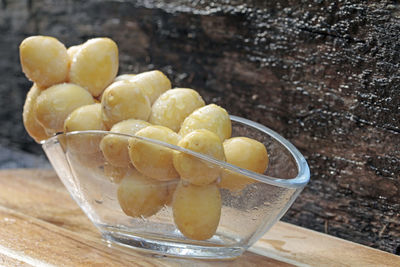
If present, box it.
[41,115,310,259]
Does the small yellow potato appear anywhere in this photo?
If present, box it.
[22,84,52,143]
[219,137,269,191]
[103,163,131,184]
[129,70,171,104]
[34,83,95,133]
[19,36,69,88]
[100,119,151,167]
[69,38,119,97]
[173,129,225,186]
[114,74,136,82]
[172,182,221,241]
[129,125,180,181]
[117,170,168,218]
[101,80,151,129]
[149,88,205,132]
[64,103,106,132]
[63,103,106,153]
[179,104,232,141]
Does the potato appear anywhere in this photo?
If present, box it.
[103,163,131,184]
[117,170,168,218]
[34,83,95,133]
[64,103,106,132]
[63,103,106,153]
[100,119,151,167]
[101,80,151,129]
[149,88,205,132]
[19,36,69,88]
[172,182,221,240]
[219,137,269,191]
[179,104,231,141]
[114,74,136,82]
[129,125,181,181]
[69,38,119,97]
[22,84,52,143]
[129,70,171,104]
[173,129,225,186]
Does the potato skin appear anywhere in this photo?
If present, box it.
[20,36,69,88]
[63,103,106,153]
[117,170,168,218]
[179,104,231,142]
[100,119,151,167]
[34,83,95,133]
[172,182,221,241]
[173,129,225,186]
[101,80,151,129]
[149,88,205,132]
[69,38,119,97]
[129,125,181,181]
[22,84,52,143]
[219,137,269,191]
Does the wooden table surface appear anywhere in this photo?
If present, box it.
[0,169,398,267]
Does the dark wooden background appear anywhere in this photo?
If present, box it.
[1,0,399,254]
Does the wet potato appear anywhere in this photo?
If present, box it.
[100,119,151,167]
[101,80,151,129]
[149,88,205,132]
[129,125,181,181]
[172,182,221,241]
[22,84,52,143]
[219,137,269,191]
[173,129,225,186]
[34,83,95,134]
[20,36,69,88]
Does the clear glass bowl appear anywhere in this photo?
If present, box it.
[41,115,310,259]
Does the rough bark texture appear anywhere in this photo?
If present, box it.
[0,0,399,254]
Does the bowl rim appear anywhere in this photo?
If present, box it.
[41,115,310,189]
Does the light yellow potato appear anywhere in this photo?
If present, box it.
[100,119,151,167]
[114,74,136,82]
[117,170,168,218]
[19,36,69,88]
[219,137,269,191]
[129,125,180,181]
[149,88,205,132]
[173,129,225,186]
[101,80,151,129]
[103,163,131,184]
[34,83,95,133]
[172,182,221,241]
[179,104,231,141]
[69,38,119,97]
[64,103,106,132]
[129,70,171,104]
[22,84,52,143]
[63,103,106,153]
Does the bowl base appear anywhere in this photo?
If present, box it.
[99,226,246,259]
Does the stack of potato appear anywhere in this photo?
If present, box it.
[20,36,269,241]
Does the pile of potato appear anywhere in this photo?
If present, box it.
[20,36,269,241]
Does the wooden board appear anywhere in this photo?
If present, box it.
[0,169,398,266]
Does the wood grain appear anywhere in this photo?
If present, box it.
[0,169,398,266]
